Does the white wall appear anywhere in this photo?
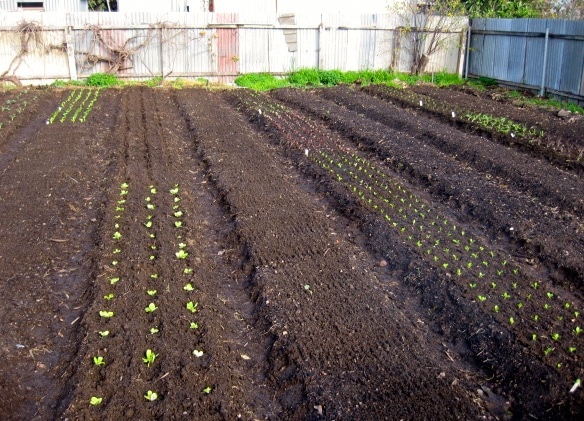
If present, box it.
[118,0,183,13]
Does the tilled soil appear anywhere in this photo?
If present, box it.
[0,85,582,420]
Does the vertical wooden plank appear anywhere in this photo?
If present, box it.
[217,12,239,83]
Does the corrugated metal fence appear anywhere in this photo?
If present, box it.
[467,18,584,103]
[0,12,466,84]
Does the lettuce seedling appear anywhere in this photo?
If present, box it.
[174,221,183,228]
[110,277,120,285]
[147,290,157,296]
[193,349,204,357]
[183,283,194,292]
[90,396,103,406]
[120,182,129,189]
[104,293,114,300]
[184,268,193,274]
[186,301,198,313]
[144,390,158,401]
[174,210,183,218]
[190,322,199,329]
[99,310,114,318]
[170,186,179,195]
[202,386,212,394]
[143,349,157,367]
[176,250,188,259]
[113,232,122,240]
[145,303,158,313]
[93,356,105,366]
[574,326,583,335]
[98,330,110,337]
[178,242,186,249]
[150,327,159,334]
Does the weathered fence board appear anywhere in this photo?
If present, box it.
[0,12,466,85]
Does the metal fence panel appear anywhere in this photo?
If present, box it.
[469,18,584,102]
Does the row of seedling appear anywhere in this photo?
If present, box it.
[143,184,161,402]
[90,181,130,406]
[170,184,212,394]
[0,88,38,129]
[47,89,101,124]
[234,91,582,377]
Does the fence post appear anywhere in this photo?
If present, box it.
[539,27,549,97]
[65,26,78,81]
[464,24,471,79]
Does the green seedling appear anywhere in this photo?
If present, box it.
[183,283,194,291]
[149,255,156,261]
[150,327,159,334]
[104,293,114,300]
[112,248,121,254]
[569,346,577,353]
[143,349,157,367]
[149,233,156,238]
[193,349,204,357]
[502,292,511,299]
[491,282,497,289]
[146,203,155,210]
[147,290,157,296]
[174,221,183,228]
[176,250,188,259]
[110,277,120,285]
[544,347,554,356]
[477,295,487,302]
[111,260,118,266]
[93,356,105,366]
[509,317,515,325]
[174,197,180,203]
[573,326,582,335]
[99,310,114,318]
[532,334,537,341]
[533,314,539,322]
[186,301,198,313]
[120,182,129,189]
[151,273,158,279]
[145,303,158,313]
[190,322,199,329]
[113,232,122,240]
[532,282,539,289]
[564,302,571,309]
[174,211,183,218]
[469,283,477,289]
[202,386,212,394]
[144,390,158,401]
[178,242,186,249]
[544,303,551,310]
[494,305,500,313]
[546,292,554,299]
[517,302,523,309]
[170,186,179,195]
[150,187,157,194]
[144,221,153,228]
[98,330,109,337]
[90,396,103,406]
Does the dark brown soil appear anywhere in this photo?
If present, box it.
[0,85,582,420]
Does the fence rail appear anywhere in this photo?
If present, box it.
[467,18,584,103]
[0,11,466,85]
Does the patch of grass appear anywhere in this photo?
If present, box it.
[420,71,464,87]
[234,73,289,90]
[236,68,463,91]
[86,73,121,87]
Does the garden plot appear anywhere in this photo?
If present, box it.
[0,85,581,420]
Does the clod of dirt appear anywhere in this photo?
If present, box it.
[377,259,387,267]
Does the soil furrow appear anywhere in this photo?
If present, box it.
[272,88,584,293]
[177,89,486,419]
[318,85,583,215]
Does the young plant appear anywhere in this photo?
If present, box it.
[142,349,157,367]
[202,386,212,394]
[99,310,114,318]
[93,356,105,366]
[150,327,159,334]
[144,390,158,401]
[98,330,110,337]
[90,396,103,406]
[183,283,194,292]
[193,349,204,357]
[186,301,198,313]
[189,322,199,329]
[145,302,158,313]
[176,250,188,259]
[147,290,157,296]
[104,293,114,300]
